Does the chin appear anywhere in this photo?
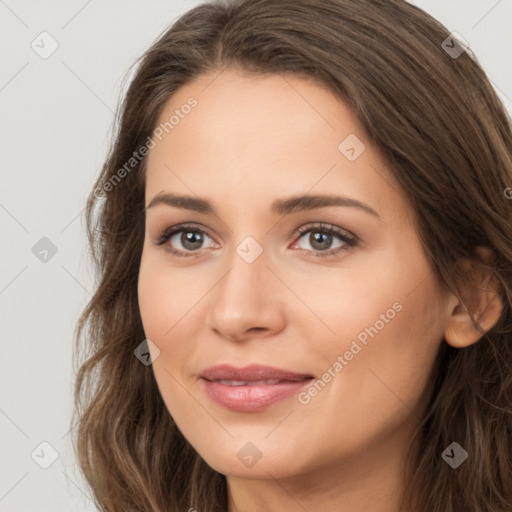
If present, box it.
[195,438,311,480]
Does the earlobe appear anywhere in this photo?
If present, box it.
[444,263,503,349]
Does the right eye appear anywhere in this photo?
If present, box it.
[154,224,217,257]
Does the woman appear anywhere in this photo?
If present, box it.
[73,0,512,510]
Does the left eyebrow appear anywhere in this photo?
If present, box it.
[271,194,380,218]
[146,192,381,219]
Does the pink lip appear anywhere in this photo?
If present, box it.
[199,364,314,412]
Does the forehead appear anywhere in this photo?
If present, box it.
[144,69,412,227]
[149,69,366,163]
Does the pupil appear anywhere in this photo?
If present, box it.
[311,231,332,250]
[182,231,203,250]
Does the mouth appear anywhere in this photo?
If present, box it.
[209,379,296,386]
[199,364,314,412]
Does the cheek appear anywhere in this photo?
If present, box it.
[308,273,446,434]
[294,248,446,422]
[138,271,167,342]
[137,260,203,419]
[137,254,206,340]
[137,255,212,407]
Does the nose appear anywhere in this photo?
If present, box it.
[206,247,286,342]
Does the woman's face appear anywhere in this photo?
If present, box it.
[138,69,454,481]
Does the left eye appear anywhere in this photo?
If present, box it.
[291,224,357,257]
[294,229,347,252]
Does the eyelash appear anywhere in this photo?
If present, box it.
[153,222,358,259]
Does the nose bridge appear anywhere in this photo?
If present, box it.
[217,241,269,311]
[206,237,284,339]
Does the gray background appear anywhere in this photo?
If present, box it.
[1,1,511,510]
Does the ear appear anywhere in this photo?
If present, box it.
[444,246,503,348]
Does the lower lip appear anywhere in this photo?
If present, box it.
[200,378,312,412]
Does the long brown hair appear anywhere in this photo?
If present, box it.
[72,0,512,510]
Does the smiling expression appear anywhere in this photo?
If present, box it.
[137,69,454,479]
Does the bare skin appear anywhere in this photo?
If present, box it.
[137,69,502,512]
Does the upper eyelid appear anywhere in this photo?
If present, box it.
[163,223,216,241]
[295,222,355,239]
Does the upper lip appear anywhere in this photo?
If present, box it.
[200,364,314,382]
